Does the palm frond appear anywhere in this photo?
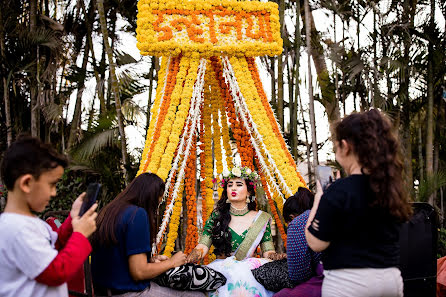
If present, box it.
[41,102,64,123]
[115,50,138,66]
[70,128,119,161]
[121,99,146,123]
[417,171,446,202]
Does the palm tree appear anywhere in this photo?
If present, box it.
[30,0,39,137]
[304,0,318,170]
[426,0,435,205]
[97,0,130,184]
[277,0,285,129]
[291,0,301,160]
[0,7,11,146]
[67,41,90,149]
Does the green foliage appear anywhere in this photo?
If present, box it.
[44,170,87,215]
[417,171,446,202]
[438,227,446,258]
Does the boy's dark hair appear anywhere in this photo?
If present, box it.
[283,187,314,223]
[1,135,68,190]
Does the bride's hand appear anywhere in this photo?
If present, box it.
[186,248,203,264]
[267,252,287,261]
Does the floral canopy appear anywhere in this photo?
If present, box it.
[136,0,306,260]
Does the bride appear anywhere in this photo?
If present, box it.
[186,166,285,297]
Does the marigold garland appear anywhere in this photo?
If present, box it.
[228,56,302,197]
[222,56,287,212]
[147,57,191,174]
[255,157,287,246]
[246,57,307,188]
[142,56,180,174]
[158,57,201,179]
[163,183,184,256]
[185,133,198,254]
[203,78,215,219]
[138,56,170,175]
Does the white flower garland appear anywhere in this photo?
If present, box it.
[218,110,230,173]
[154,58,207,252]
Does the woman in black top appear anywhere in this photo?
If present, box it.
[305,109,412,297]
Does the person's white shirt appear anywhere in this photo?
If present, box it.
[0,213,68,297]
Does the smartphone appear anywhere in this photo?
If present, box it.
[79,183,101,216]
[316,165,333,192]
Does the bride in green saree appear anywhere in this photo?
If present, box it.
[186,166,285,297]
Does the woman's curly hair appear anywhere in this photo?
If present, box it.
[211,178,257,257]
[335,109,412,221]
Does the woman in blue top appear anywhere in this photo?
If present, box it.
[305,109,413,297]
[274,187,322,297]
[91,173,204,297]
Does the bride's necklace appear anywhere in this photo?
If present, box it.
[229,204,249,216]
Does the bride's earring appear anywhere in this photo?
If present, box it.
[246,196,250,203]
[226,198,231,203]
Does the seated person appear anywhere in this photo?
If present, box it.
[91,173,204,297]
[186,166,285,297]
[274,187,323,297]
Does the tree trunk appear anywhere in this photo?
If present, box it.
[0,8,12,145]
[372,3,378,108]
[292,0,301,160]
[277,0,285,129]
[68,41,90,149]
[270,57,276,111]
[426,0,435,205]
[333,10,339,114]
[299,91,312,185]
[30,0,39,138]
[146,56,156,130]
[417,113,424,184]
[81,0,106,114]
[97,0,130,184]
[305,0,318,171]
[300,3,340,131]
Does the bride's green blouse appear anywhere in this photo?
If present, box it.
[199,211,275,254]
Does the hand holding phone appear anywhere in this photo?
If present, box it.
[79,183,101,216]
[316,165,334,192]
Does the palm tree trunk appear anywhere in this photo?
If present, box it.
[0,8,12,145]
[287,53,294,148]
[333,10,339,113]
[300,3,340,129]
[299,91,312,185]
[81,0,106,114]
[97,0,130,184]
[270,57,276,111]
[30,0,39,137]
[305,0,318,170]
[277,0,285,129]
[426,0,435,205]
[372,3,378,108]
[292,0,301,160]
[146,56,156,130]
[68,41,90,149]
[418,113,424,184]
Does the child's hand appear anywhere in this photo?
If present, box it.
[70,193,86,219]
[72,203,98,238]
[169,251,187,267]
